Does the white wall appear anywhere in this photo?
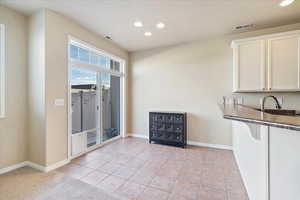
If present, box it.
[0,5,28,168]
[129,23,300,146]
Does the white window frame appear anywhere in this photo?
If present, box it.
[0,24,5,119]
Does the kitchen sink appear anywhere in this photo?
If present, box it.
[254,108,299,116]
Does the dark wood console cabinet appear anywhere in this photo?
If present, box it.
[149,111,187,148]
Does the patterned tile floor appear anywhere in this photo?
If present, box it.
[0,137,249,200]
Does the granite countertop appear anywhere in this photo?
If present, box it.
[219,104,300,131]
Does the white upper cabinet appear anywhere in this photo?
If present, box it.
[233,40,266,92]
[268,35,300,91]
[232,30,300,92]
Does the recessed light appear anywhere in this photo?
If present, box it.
[280,0,295,7]
[156,22,165,29]
[144,32,152,36]
[134,21,143,27]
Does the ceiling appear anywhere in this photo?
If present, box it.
[1,0,300,52]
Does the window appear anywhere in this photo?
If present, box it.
[69,40,123,73]
[0,24,5,118]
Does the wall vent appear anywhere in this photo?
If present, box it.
[235,24,254,30]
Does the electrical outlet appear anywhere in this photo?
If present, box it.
[54,99,65,106]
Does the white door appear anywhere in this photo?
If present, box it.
[267,35,300,91]
[233,40,266,92]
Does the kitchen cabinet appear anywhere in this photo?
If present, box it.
[268,35,299,91]
[269,127,300,200]
[232,30,300,92]
[232,121,269,200]
[233,121,300,200]
[233,40,266,91]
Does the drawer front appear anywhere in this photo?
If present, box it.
[172,133,183,142]
[151,131,164,140]
[150,113,166,122]
[174,124,183,133]
[165,115,174,123]
[165,124,174,132]
[174,114,184,123]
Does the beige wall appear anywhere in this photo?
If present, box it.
[1,6,128,169]
[129,23,300,146]
[0,5,28,168]
[28,10,46,165]
[44,10,129,165]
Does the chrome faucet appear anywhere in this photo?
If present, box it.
[260,95,282,111]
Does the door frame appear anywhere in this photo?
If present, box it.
[67,35,126,160]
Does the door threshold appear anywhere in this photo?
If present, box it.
[70,135,122,160]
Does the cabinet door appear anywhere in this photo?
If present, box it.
[268,35,300,91]
[269,127,300,200]
[233,40,266,92]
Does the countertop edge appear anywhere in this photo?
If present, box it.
[223,115,300,131]
[219,104,300,131]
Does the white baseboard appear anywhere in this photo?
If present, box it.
[0,159,70,174]
[127,133,149,139]
[26,161,46,172]
[44,159,70,172]
[187,140,232,150]
[27,159,70,172]
[0,161,27,174]
[127,133,232,150]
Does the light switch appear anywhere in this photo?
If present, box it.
[54,99,65,106]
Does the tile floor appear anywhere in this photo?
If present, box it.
[0,137,249,200]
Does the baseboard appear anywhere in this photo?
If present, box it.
[26,161,46,172]
[44,159,70,172]
[0,161,27,174]
[127,133,149,139]
[128,133,232,150]
[0,159,70,175]
[187,140,232,150]
[27,159,70,172]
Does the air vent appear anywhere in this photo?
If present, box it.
[235,24,254,30]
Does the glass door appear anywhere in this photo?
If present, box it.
[68,38,124,158]
[101,72,121,142]
[71,67,101,150]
